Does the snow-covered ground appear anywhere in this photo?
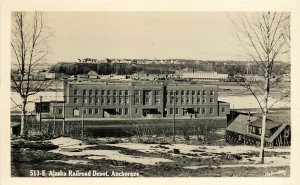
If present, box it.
[49,137,173,166]
[48,137,290,167]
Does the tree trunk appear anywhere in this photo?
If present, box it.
[20,96,27,136]
[259,68,270,164]
[259,111,267,163]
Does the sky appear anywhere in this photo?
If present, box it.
[42,12,245,63]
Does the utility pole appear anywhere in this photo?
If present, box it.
[173,94,176,143]
[53,86,57,136]
[62,95,65,135]
[81,94,84,139]
[39,96,42,132]
[82,107,84,138]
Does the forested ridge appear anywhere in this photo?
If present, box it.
[49,61,289,76]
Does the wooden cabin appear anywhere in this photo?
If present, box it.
[225,114,290,147]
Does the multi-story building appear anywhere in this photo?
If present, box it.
[54,80,230,120]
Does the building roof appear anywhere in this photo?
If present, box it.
[87,70,98,76]
[226,114,285,135]
[248,118,283,129]
[226,114,257,135]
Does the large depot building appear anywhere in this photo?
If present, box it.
[55,80,230,120]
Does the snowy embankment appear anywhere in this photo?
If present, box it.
[48,137,173,166]
[48,137,290,168]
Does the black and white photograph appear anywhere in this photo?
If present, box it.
[1,0,300,184]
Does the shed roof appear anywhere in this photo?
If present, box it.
[248,118,283,129]
[226,114,257,135]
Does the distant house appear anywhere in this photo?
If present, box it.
[225,114,290,147]
[33,74,46,81]
[45,72,56,80]
[87,70,99,79]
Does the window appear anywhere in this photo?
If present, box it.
[175,108,179,115]
[170,91,174,96]
[197,91,201,95]
[95,90,99,95]
[119,108,122,115]
[197,97,201,103]
[58,108,62,114]
[202,108,206,114]
[210,98,214,103]
[89,108,93,114]
[83,97,87,104]
[187,98,190,103]
[74,89,78,95]
[107,98,111,104]
[221,107,225,113]
[107,90,111,95]
[210,90,214,95]
[145,90,151,96]
[135,97,140,104]
[210,107,214,114]
[101,90,105,95]
[73,109,79,117]
[120,97,124,104]
[135,108,138,114]
[181,98,185,104]
[155,97,160,104]
[89,90,93,95]
[197,108,201,114]
[258,128,262,135]
[95,97,99,104]
[202,98,206,103]
[125,108,128,115]
[125,90,129,96]
[186,91,190,95]
[89,98,93,104]
[125,97,129,104]
[95,108,99,114]
[170,108,174,115]
[74,98,78,104]
[203,90,206,95]
[113,97,117,104]
[113,90,117,95]
[83,109,87,114]
[83,90,87,96]
[176,90,179,95]
[252,126,256,133]
[192,90,195,95]
[170,97,174,104]
[119,90,123,96]
[176,98,179,103]
[145,97,150,104]
[181,90,184,95]
[134,90,140,95]
[101,97,105,104]
[155,90,160,95]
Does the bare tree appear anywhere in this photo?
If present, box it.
[232,12,290,164]
[11,12,53,135]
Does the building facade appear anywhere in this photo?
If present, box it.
[58,81,230,120]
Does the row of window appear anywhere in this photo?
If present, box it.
[74,89,130,96]
[134,96,161,105]
[73,108,129,116]
[73,97,130,105]
[168,107,215,115]
[73,89,214,96]
[168,107,226,114]
[169,97,215,104]
[167,90,214,96]
[73,96,214,105]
